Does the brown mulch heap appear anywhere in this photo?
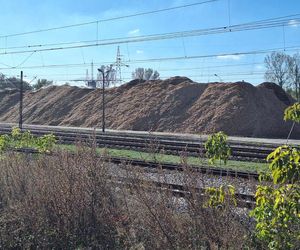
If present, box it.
[0,77,299,139]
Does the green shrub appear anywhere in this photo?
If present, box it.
[250,104,300,249]
[204,131,231,165]
[284,102,300,123]
[0,127,56,153]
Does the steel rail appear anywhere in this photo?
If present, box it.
[111,176,255,209]
[4,147,256,208]
[9,147,259,179]
[0,125,275,162]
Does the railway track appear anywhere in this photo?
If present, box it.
[112,176,255,209]
[4,147,256,208]
[0,123,283,162]
[11,147,260,180]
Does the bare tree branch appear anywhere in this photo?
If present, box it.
[264,52,289,88]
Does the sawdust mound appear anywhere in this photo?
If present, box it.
[0,77,299,138]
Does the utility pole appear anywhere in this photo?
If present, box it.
[102,71,105,133]
[19,71,23,130]
[214,73,223,82]
[97,66,113,132]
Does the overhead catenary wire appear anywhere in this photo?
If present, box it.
[16,70,268,85]
[18,62,265,77]
[0,45,299,71]
[0,0,218,39]
[0,15,300,55]
[24,72,266,83]
[36,71,267,80]
[10,52,35,68]
[24,69,266,78]
[0,61,265,71]
[123,45,300,63]
[0,8,298,86]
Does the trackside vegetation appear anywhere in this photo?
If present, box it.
[0,103,298,249]
[204,131,231,165]
[250,102,300,249]
[206,102,300,249]
[59,144,268,172]
[0,127,56,153]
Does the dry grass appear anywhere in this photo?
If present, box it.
[0,143,259,249]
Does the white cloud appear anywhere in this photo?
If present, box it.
[128,28,140,36]
[216,54,244,61]
[136,50,144,54]
[255,65,264,70]
[288,19,299,28]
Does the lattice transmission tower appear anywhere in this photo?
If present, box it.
[114,46,129,86]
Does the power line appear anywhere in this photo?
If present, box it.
[10,71,267,85]
[24,71,266,82]
[20,62,265,77]
[30,71,266,80]
[10,52,35,68]
[0,62,92,70]
[145,62,265,72]
[0,0,218,39]
[1,15,299,56]
[25,69,266,77]
[125,45,300,63]
[0,45,299,71]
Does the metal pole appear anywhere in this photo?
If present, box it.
[214,74,223,82]
[19,71,23,130]
[102,72,105,133]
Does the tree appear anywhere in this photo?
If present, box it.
[152,70,160,80]
[286,53,300,101]
[0,73,5,82]
[0,74,32,90]
[264,52,300,100]
[132,68,144,81]
[32,79,53,90]
[144,68,153,80]
[204,104,300,249]
[97,65,116,87]
[250,103,300,249]
[264,52,289,88]
[132,68,160,81]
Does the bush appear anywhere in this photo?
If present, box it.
[0,128,56,153]
[204,131,231,164]
[0,143,251,249]
[250,103,300,249]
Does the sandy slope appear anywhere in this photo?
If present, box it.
[0,77,298,138]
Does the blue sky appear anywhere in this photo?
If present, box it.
[0,0,299,86]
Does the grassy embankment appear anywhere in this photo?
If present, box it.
[60,144,268,173]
